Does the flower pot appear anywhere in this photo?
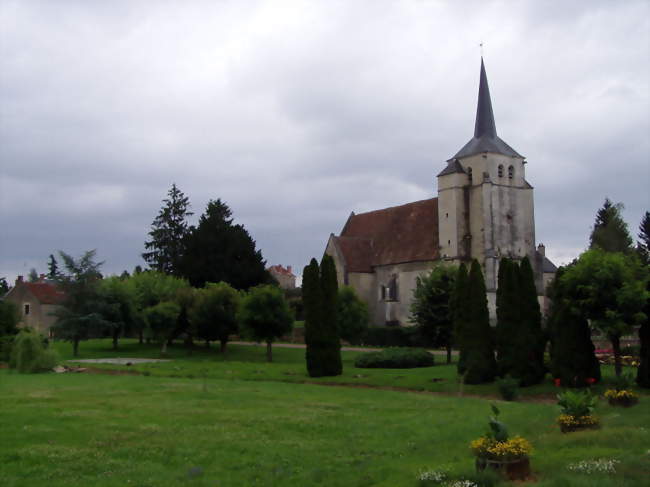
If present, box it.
[559,422,600,433]
[475,456,531,481]
[608,396,638,407]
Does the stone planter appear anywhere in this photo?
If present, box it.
[475,456,531,481]
[559,422,600,433]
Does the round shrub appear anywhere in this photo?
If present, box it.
[9,330,59,373]
[354,347,434,369]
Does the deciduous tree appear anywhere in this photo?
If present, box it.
[337,286,369,346]
[191,282,240,353]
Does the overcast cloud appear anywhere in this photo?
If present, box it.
[1,0,648,282]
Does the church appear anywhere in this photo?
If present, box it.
[324,59,557,326]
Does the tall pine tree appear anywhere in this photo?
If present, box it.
[180,199,269,289]
[589,198,633,253]
[637,211,650,265]
[461,260,496,384]
[143,183,193,275]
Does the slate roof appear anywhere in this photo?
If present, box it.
[452,58,522,160]
[437,158,466,177]
[332,198,439,272]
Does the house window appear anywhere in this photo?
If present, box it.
[508,165,514,179]
[24,303,30,315]
[498,165,504,177]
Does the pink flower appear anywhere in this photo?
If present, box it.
[586,377,596,385]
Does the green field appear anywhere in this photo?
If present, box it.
[1,340,649,486]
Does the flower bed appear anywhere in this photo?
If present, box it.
[557,414,600,433]
[604,389,639,407]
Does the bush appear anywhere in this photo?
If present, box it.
[354,347,434,369]
[497,375,519,401]
[8,330,59,373]
[557,389,597,417]
[0,335,16,362]
[362,326,421,347]
[337,286,369,346]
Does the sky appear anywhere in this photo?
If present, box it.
[1,0,649,283]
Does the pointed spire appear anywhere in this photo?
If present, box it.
[450,58,523,160]
[474,58,497,139]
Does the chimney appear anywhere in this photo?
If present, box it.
[537,243,545,257]
[16,275,23,285]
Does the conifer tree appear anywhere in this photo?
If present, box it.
[462,260,496,384]
[495,258,518,376]
[47,254,59,279]
[143,183,193,276]
[452,263,469,375]
[589,198,633,253]
[637,211,650,265]
[548,267,601,387]
[303,256,342,377]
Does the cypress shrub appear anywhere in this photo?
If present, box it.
[495,258,518,376]
[514,257,547,385]
[303,256,342,377]
[462,260,496,384]
[548,267,601,387]
[9,330,59,373]
[452,263,470,375]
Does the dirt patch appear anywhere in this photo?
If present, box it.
[83,367,142,376]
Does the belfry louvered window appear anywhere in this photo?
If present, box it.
[508,165,514,179]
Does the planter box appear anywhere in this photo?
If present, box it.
[475,457,531,481]
[559,422,600,433]
[608,396,639,407]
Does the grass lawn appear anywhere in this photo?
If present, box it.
[1,339,648,486]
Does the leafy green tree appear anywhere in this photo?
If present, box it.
[144,301,181,355]
[191,282,240,353]
[589,198,633,253]
[143,183,193,275]
[239,285,293,362]
[52,250,108,356]
[180,199,270,290]
[0,277,9,295]
[98,276,137,350]
[548,267,601,387]
[0,301,19,336]
[337,286,369,346]
[638,290,650,388]
[460,260,496,384]
[451,263,469,374]
[9,330,58,373]
[561,249,649,377]
[409,265,456,363]
[47,254,59,279]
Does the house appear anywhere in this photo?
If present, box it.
[268,264,297,290]
[3,275,65,336]
[325,58,557,326]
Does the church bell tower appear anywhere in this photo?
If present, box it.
[437,58,536,296]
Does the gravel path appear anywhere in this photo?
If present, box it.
[229,341,458,356]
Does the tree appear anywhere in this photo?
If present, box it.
[337,286,369,346]
[191,282,240,353]
[495,258,519,376]
[459,260,496,384]
[28,268,39,283]
[451,263,469,375]
[52,250,108,356]
[143,183,193,275]
[0,277,9,295]
[561,249,649,377]
[180,199,270,290]
[0,301,19,336]
[548,266,601,387]
[589,198,633,253]
[98,276,137,350]
[239,285,293,362]
[303,256,342,377]
[409,265,456,363]
[638,286,650,388]
[637,211,650,265]
[144,301,181,355]
[47,254,59,279]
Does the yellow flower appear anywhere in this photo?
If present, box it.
[470,436,531,460]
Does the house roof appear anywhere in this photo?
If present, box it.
[333,198,439,272]
[267,265,296,277]
[437,158,466,177]
[23,282,66,305]
[452,58,522,160]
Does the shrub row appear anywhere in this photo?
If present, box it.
[354,347,434,369]
[361,326,431,348]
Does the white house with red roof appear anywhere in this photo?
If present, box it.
[267,265,296,290]
[3,275,66,335]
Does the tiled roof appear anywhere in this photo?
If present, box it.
[334,198,439,272]
[24,282,66,305]
[267,265,295,277]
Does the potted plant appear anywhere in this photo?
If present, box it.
[604,373,639,407]
[556,389,600,433]
[470,405,532,481]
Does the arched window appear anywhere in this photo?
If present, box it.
[508,165,514,179]
[467,167,473,182]
[498,165,504,178]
